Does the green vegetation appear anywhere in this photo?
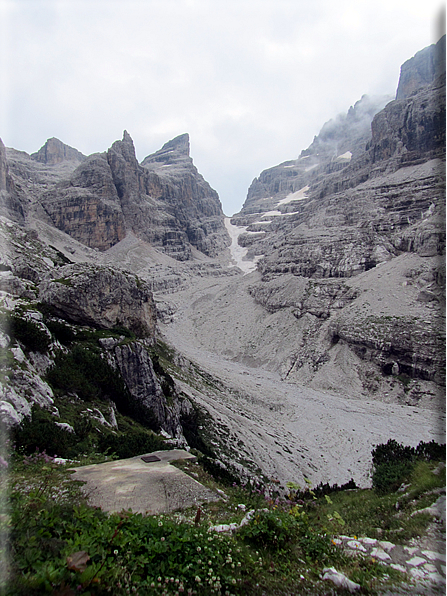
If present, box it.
[47,345,128,402]
[2,312,50,353]
[371,438,445,493]
[1,440,444,595]
[11,400,168,461]
[53,277,73,286]
[45,320,77,345]
[45,342,159,431]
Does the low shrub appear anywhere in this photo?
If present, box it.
[371,439,446,493]
[46,319,76,345]
[372,459,415,494]
[11,405,78,458]
[97,430,168,459]
[298,528,335,563]
[239,508,301,551]
[200,456,240,487]
[9,314,50,353]
[295,478,357,501]
[46,345,129,404]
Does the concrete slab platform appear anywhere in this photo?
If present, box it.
[70,450,220,516]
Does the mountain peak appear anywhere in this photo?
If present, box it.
[161,133,190,156]
[140,133,192,168]
[122,130,134,144]
[31,137,86,165]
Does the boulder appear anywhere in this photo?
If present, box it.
[39,263,157,338]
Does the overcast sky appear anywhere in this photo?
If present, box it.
[0,1,444,216]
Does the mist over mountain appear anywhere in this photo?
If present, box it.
[0,37,444,491]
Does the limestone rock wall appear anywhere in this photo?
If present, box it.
[231,39,445,398]
[396,35,445,100]
[1,131,229,260]
[114,341,190,439]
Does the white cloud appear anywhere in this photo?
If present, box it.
[0,0,443,215]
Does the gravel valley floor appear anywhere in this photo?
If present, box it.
[157,270,444,489]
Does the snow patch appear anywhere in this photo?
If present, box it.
[224,218,260,274]
[335,151,352,162]
[262,210,282,217]
[278,186,309,206]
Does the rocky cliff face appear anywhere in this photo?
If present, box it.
[227,38,445,401]
[396,35,446,100]
[1,131,229,260]
[240,94,392,217]
[0,227,189,439]
[39,263,157,338]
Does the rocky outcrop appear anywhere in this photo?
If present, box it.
[0,139,25,223]
[39,264,157,338]
[0,303,190,442]
[249,275,359,320]
[329,313,445,386]
[396,35,446,100]
[370,75,446,165]
[114,341,191,439]
[141,133,229,258]
[31,137,86,165]
[0,139,7,192]
[41,152,127,251]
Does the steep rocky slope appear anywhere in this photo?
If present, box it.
[223,35,445,405]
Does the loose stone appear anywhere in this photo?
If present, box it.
[406,556,427,567]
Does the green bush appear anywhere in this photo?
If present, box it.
[46,319,76,345]
[46,345,161,430]
[298,528,335,563]
[11,405,78,458]
[9,314,50,353]
[47,345,129,404]
[371,439,446,493]
[98,430,168,459]
[239,508,301,551]
[372,460,415,494]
